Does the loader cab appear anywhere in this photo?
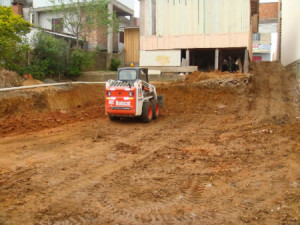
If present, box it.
[117,68,149,83]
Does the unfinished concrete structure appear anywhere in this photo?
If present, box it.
[139,0,259,73]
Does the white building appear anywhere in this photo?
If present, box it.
[281,0,300,66]
[281,0,300,81]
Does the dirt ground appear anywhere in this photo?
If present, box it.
[0,62,299,225]
[0,69,23,88]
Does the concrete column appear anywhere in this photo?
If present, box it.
[140,0,145,36]
[186,49,190,66]
[107,2,113,54]
[244,49,249,74]
[34,11,39,27]
[130,16,134,26]
[107,2,113,70]
[214,49,219,71]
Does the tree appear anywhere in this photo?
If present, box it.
[50,0,119,48]
[0,6,31,71]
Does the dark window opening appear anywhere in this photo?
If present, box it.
[119,31,124,44]
[190,48,245,72]
[190,49,215,72]
[219,48,245,72]
[52,18,63,33]
[181,49,186,59]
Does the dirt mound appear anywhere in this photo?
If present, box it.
[0,84,105,118]
[185,71,246,82]
[249,61,298,124]
[0,84,105,136]
[0,68,24,88]
[157,83,241,115]
[0,105,105,136]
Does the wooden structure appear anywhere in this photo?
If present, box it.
[124,27,140,66]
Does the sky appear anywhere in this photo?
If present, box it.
[260,0,278,2]
[134,0,140,17]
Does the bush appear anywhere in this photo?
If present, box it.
[19,61,49,81]
[20,31,95,79]
[31,31,69,79]
[110,58,121,71]
[67,49,95,77]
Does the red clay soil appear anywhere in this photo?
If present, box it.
[0,84,105,137]
[185,70,246,82]
[0,62,299,225]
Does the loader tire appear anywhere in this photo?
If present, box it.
[157,95,164,108]
[109,115,120,121]
[140,101,153,123]
[151,99,160,119]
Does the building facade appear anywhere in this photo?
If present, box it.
[252,1,279,61]
[139,0,259,73]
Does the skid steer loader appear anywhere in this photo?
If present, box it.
[105,67,163,123]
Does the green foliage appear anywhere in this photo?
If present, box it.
[50,0,119,48]
[110,58,121,71]
[20,31,95,80]
[19,61,48,81]
[32,31,69,77]
[0,6,31,70]
[67,49,95,76]
[19,31,69,80]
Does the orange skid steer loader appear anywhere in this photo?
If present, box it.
[105,67,163,123]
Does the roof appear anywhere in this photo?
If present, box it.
[34,0,134,17]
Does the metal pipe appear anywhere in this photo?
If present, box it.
[0,82,106,92]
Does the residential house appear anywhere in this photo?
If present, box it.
[32,0,134,52]
[139,0,259,73]
[252,0,279,61]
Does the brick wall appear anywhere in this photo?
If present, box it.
[260,3,278,20]
[12,2,23,16]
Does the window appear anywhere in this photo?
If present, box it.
[140,70,147,82]
[253,33,260,41]
[119,70,137,81]
[119,31,124,44]
[52,18,63,33]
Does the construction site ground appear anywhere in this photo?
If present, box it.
[0,62,299,225]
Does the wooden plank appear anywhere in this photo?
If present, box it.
[124,28,140,64]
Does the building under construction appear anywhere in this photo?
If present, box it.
[136,0,259,73]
